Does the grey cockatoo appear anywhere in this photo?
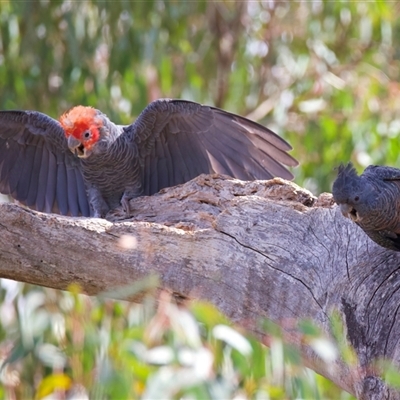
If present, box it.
[332,162,400,251]
[0,99,297,218]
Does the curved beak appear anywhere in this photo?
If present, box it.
[339,203,358,222]
[67,136,86,158]
[339,203,352,216]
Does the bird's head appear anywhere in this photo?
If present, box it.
[332,163,375,223]
[60,106,104,158]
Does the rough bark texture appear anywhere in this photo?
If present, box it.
[0,174,399,399]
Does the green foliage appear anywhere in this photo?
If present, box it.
[0,281,358,399]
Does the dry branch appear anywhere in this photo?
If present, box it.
[0,174,399,399]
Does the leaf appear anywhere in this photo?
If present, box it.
[35,373,72,400]
[35,343,67,369]
[213,325,252,356]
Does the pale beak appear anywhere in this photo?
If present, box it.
[68,136,86,158]
[340,203,358,222]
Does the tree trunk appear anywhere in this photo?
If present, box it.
[0,174,399,399]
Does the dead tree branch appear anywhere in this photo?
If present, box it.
[0,174,399,399]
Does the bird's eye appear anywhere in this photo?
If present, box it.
[83,131,91,139]
[354,196,360,202]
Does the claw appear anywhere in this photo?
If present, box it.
[121,196,131,215]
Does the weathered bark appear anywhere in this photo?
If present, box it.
[0,174,399,399]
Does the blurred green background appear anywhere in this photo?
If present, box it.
[2,0,400,194]
[1,0,400,398]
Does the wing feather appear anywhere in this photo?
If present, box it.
[0,143,17,192]
[7,146,26,194]
[199,133,253,180]
[126,99,297,196]
[35,147,49,211]
[0,110,89,216]
[75,170,90,216]
[153,136,170,190]
[26,143,43,206]
[166,134,187,184]
[56,155,68,215]
[66,166,79,216]
[199,120,260,177]
[146,144,159,196]
[45,151,57,213]
[16,144,36,201]
[173,129,208,177]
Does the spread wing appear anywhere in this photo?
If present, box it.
[125,99,298,196]
[0,111,90,216]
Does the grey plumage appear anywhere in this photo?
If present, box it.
[332,162,400,251]
[0,99,298,218]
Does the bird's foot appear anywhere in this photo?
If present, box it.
[121,195,132,216]
[88,188,110,218]
[92,204,110,218]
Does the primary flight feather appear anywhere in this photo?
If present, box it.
[0,99,298,218]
